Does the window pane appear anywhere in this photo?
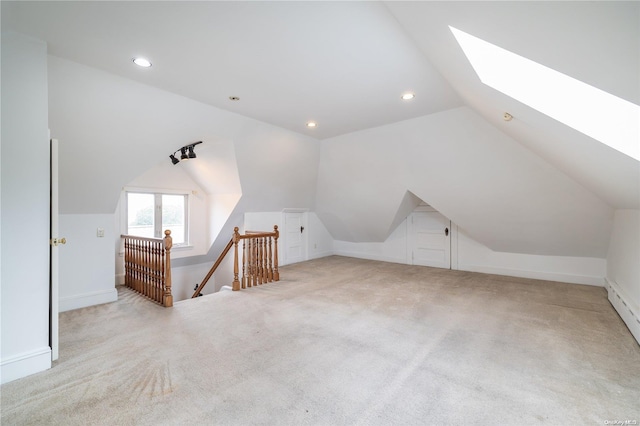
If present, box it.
[127,193,155,238]
[162,194,185,244]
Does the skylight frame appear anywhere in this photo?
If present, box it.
[450,26,640,161]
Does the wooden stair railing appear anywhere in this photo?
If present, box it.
[192,225,279,297]
[121,230,173,307]
[238,226,280,290]
[191,237,234,298]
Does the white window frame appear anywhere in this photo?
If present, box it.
[123,187,191,247]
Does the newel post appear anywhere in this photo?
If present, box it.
[232,227,241,291]
[163,230,174,307]
[273,225,280,281]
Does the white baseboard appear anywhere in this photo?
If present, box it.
[1,346,51,384]
[458,263,605,287]
[606,278,640,345]
[333,250,408,265]
[60,288,118,312]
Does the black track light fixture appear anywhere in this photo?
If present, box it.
[169,141,202,165]
[188,145,197,159]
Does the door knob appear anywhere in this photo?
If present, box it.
[445,228,449,236]
[50,237,67,246]
[300,226,305,233]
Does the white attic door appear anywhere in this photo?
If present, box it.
[283,211,308,265]
[408,206,451,269]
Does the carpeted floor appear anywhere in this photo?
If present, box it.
[1,256,639,425]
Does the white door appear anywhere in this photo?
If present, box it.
[410,211,450,269]
[284,212,306,264]
[50,139,60,361]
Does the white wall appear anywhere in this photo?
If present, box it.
[59,214,117,311]
[244,212,281,242]
[456,228,606,286]
[606,209,640,343]
[333,208,607,287]
[316,107,613,258]
[307,212,334,260]
[334,222,408,264]
[244,211,334,265]
[1,31,51,383]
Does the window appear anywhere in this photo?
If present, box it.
[450,26,640,161]
[126,191,188,245]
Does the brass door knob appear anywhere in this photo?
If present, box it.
[50,237,67,246]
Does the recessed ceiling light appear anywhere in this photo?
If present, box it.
[401,93,415,100]
[229,96,240,101]
[132,57,152,68]
[306,122,317,128]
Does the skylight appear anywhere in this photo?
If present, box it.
[450,26,640,161]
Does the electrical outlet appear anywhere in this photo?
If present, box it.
[97,227,105,238]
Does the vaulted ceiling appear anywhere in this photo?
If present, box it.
[2,1,638,258]
[2,1,463,140]
[385,1,639,209]
[4,2,636,208]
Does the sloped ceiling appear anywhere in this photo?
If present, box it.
[1,1,462,140]
[385,1,639,209]
[2,1,638,259]
[3,1,636,207]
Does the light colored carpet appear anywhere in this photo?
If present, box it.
[1,256,639,425]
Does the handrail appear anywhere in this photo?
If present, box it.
[191,238,234,298]
[121,230,173,307]
[193,225,280,297]
[240,231,276,239]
